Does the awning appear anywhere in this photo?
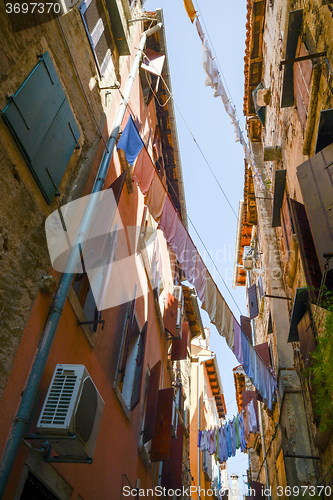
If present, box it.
[297,142,333,272]
[287,287,308,342]
[281,10,303,108]
[272,169,286,227]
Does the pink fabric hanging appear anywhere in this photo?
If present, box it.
[132,148,155,195]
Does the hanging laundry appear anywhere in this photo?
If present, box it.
[215,427,220,462]
[158,196,206,302]
[183,0,196,23]
[233,317,244,365]
[141,48,166,93]
[241,331,254,379]
[144,171,167,222]
[230,418,236,457]
[218,425,228,463]
[117,114,144,166]
[239,411,247,452]
[202,271,234,349]
[197,430,202,449]
[226,422,232,458]
[132,148,155,195]
[202,41,220,93]
[248,398,259,434]
[209,428,216,455]
[195,16,205,42]
[235,413,240,450]
[243,407,250,443]
[158,196,178,243]
[200,430,208,451]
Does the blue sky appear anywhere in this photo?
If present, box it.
[144,0,250,488]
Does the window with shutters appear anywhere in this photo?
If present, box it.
[71,173,125,338]
[297,309,316,369]
[294,39,313,132]
[2,52,80,205]
[114,294,148,414]
[79,0,115,78]
[281,192,295,255]
[247,284,259,320]
[150,388,174,462]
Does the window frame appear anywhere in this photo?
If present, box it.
[79,0,115,78]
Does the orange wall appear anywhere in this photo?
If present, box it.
[1,21,176,500]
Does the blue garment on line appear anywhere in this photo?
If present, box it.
[117,114,144,165]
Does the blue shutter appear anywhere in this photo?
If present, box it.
[2,53,80,204]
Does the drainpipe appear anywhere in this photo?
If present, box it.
[0,21,162,498]
[197,354,215,498]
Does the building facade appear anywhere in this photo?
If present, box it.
[0,2,193,498]
[190,331,227,500]
[234,0,333,496]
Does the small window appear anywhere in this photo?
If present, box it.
[79,0,115,77]
[2,52,80,204]
[114,294,148,412]
[20,472,58,500]
[73,224,118,332]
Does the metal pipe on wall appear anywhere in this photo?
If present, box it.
[0,22,162,498]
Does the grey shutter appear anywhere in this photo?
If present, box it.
[271,169,286,227]
[79,0,113,77]
[281,10,303,108]
[2,53,80,204]
[297,142,333,272]
[248,284,259,319]
[142,360,161,443]
[130,321,147,411]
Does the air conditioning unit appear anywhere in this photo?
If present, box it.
[172,285,183,338]
[242,246,256,270]
[37,364,104,461]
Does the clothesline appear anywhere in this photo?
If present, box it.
[117,113,276,410]
[198,395,260,462]
[183,0,266,190]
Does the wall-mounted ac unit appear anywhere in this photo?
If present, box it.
[172,285,183,338]
[242,246,256,270]
[37,364,104,461]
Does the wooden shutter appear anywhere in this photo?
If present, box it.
[297,142,333,273]
[150,388,173,462]
[297,310,316,369]
[119,297,136,382]
[240,316,252,342]
[272,169,287,227]
[281,192,294,253]
[254,342,271,368]
[79,0,114,77]
[248,284,259,320]
[130,321,147,411]
[289,199,323,300]
[142,360,161,443]
[161,424,184,490]
[2,52,80,204]
[163,292,178,336]
[171,322,189,361]
[294,40,313,132]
